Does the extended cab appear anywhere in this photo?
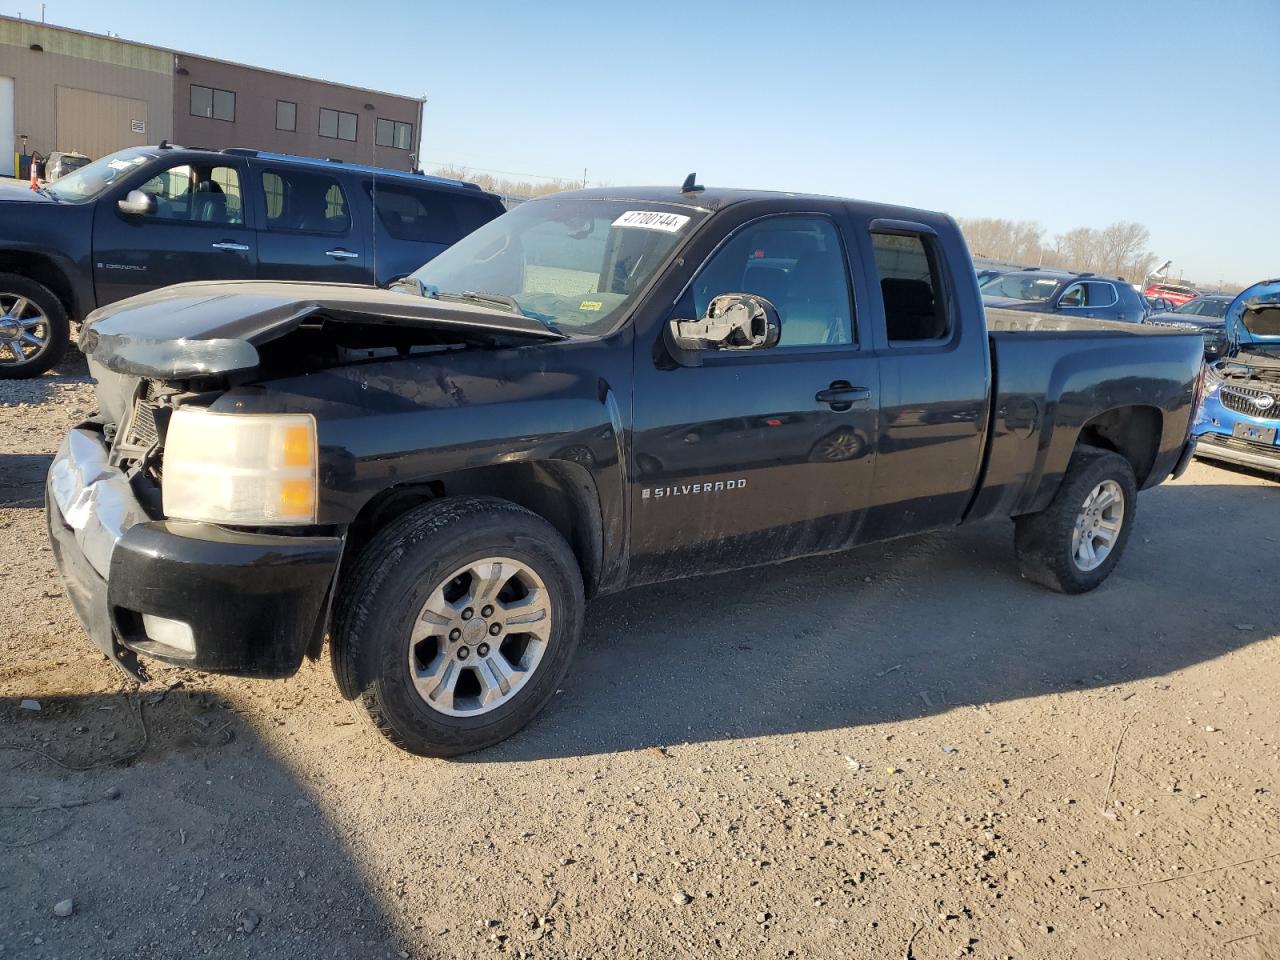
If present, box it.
[0,145,504,378]
[46,185,1206,756]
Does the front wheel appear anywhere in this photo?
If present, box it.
[331,496,584,756]
[0,274,70,379]
[1014,446,1138,594]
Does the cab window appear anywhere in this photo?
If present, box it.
[870,231,950,341]
[136,163,244,225]
[689,215,854,348]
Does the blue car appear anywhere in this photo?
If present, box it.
[1193,279,1280,477]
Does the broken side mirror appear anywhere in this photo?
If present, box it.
[117,189,156,217]
[669,293,782,353]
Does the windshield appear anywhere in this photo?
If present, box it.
[981,274,1061,302]
[1175,298,1229,319]
[45,147,156,201]
[407,197,704,336]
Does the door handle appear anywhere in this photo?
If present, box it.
[325,249,360,260]
[211,241,250,252]
[816,382,872,409]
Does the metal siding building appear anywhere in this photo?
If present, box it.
[1,16,423,176]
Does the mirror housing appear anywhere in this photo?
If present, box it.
[117,189,156,217]
[669,293,781,353]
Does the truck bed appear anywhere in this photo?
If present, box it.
[967,308,1204,524]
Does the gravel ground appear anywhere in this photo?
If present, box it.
[2,357,1278,960]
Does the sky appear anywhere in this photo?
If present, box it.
[8,0,1278,283]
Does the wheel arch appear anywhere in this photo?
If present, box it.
[337,458,605,619]
[0,249,83,322]
[1075,404,1164,487]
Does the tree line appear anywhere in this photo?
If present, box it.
[431,164,583,200]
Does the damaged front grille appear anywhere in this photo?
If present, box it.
[1219,383,1280,421]
[110,380,170,470]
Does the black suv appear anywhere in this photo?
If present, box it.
[0,145,505,377]
[981,268,1147,323]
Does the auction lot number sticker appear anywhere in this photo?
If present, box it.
[612,210,691,233]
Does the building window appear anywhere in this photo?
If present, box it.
[319,108,357,142]
[276,100,297,132]
[190,85,235,122]
[375,118,414,150]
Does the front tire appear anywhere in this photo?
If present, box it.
[0,273,69,379]
[1014,445,1138,594]
[331,496,584,757]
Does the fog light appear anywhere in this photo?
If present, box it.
[141,614,196,655]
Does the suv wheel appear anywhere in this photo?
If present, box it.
[1014,445,1138,594]
[331,496,584,756]
[0,273,69,379]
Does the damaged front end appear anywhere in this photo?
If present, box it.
[49,280,559,679]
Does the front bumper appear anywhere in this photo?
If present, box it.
[1192,390,1280,477]
[46,425,344,679]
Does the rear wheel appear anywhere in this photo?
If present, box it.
[1014,445,1138,594]
[0,274,69,379]
[331,496,584,756]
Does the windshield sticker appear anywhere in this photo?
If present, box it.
[612,210,690,233]
[579,301,603,312]
[107,157,148,172]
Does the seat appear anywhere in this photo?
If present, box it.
[779,254,850,346]
[882,278,944,340]
[193,180,229,224]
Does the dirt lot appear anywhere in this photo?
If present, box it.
[2,358,1278,960]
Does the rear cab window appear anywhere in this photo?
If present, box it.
[870,230,951,342]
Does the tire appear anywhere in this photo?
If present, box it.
[1014,445,1138,594]
[0,273,70,379]
[331,496,585,757]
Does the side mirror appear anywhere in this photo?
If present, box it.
[669,293,781,352]
[117,189,156,217]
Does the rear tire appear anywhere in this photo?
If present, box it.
[0,273,69,379]
[331,496,584,757]
[1014,445,1138,594]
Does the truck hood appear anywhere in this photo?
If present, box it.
[80,280,565,379]
[0,179,56,203]
[1225,279,1280,350]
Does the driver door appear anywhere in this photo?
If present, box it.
[629,210,881,584]
[93,159,256,304]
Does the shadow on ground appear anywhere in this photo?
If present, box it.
[0,689,405,959]
[471,479,1280,763]
[0,453,53,507]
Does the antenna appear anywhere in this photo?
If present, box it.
[681,172,704,194]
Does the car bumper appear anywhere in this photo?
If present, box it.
[1192,392,1280,477]
[46,425,344,679]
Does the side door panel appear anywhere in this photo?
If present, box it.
[92,159,255,305]
[848,214,991,542]
[629,207,880,584]
[252,166,370,285]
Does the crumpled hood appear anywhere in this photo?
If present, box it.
[1226,279,1280,348]
[80,280,562,379]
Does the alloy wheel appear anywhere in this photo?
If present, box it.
[1071,479,1124,572]
[0,294,50,368]
[407,557,552,717]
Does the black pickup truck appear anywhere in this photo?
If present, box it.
[46,184,1205,756]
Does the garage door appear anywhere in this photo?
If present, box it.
[55,87,149,159]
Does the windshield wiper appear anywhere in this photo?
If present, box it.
[455,290,523,315]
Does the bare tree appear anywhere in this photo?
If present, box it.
[430,165,580,199]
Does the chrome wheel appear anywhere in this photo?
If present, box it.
[815,430,861,462]
[1071,479,1124,572]
[408,557,552,717]
[0,293,50,367]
